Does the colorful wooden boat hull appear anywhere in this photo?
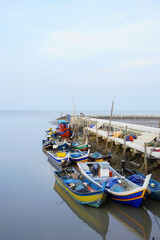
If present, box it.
[93,158,104,162]
[77,162,151,208]
[42,142,53,150]
[47,151,69,164]
[50,132,57,137]
[54,173,106,208]
[126,170,160,200]
[107,188,150,208]
[72,143,88,151]
[53,141,69,150]
[118,168,160,200]
[70,155,89,163]
[89,154,112,162]
[57,128,72,137]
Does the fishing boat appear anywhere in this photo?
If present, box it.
[53,139,69,150]
[77,161,151,208]
[54,168,107,208]
[56,120,73,137]
[89,151,112,162]
[47,150,71,165]
[42,139,54,150]
[70,149,89,163]
[42,138,69,151]
[70,139,89,151]
[120,168,160,200]
[46,127,57,138]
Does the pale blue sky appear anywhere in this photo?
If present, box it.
[0,0,160,111]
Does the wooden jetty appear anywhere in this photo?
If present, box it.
[71,116,160,160]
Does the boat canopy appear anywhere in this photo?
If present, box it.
[58,120,70,124]
[58,120,70,128]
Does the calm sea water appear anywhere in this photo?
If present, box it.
[0,111,159,240]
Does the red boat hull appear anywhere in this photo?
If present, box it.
[57,128,72,137]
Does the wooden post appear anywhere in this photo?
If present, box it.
[123,126,127,159]
[105,100,114,154]
[110,140,114,151]
[144,142,148,175]
[83,127,85,139]
[86,118,88,137]
[96,118,98,144]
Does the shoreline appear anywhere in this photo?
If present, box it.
[85,114,160,119]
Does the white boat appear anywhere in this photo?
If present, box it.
[77,161,151,208]
[70,149,89,163]
[47,150,70,165]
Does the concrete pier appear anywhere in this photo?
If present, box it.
[71,116,160,160]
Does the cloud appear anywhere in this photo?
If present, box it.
[43,30,130,58]
[42,18,160,59]
[102,13,126,22]
[83,58,160,85]
[104,59,160,72]
[44,47,67,56]
[0,3,34,21]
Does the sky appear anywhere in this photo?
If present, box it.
[0,0,160,112]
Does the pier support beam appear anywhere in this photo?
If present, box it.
[110,140,114,151]
[105,100,114,154]
[144,142,148,175]
[123,126,127,159]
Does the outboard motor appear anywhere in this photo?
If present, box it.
[121,159,126,176]
[90,163,100,176]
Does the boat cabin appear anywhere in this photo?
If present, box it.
[57,120,70,131]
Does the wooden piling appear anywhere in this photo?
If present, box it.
[144,142,148,175]
[123,126,127,159]
[110,140,114,151]
[105,100,114,154]
[96,118,98,144]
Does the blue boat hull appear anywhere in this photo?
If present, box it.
[48,152,69,164]
[70,155,89,163]
[54,171,106,208]
[107,189,150,208]
[127,171,160,200]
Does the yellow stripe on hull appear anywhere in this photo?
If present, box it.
[76,159,89,163]
[108,188,146,197]
[110,190,146,202]
[55,175,106,204]
[94,159,104,162]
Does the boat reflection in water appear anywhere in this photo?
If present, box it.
[49,159,151,240]
[54,181,152,240]
[106,199,152,240]
[54,181,109,240]
[144,198,160,238]
[144,198,160,219]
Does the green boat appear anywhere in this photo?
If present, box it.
[71,139,89,151]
